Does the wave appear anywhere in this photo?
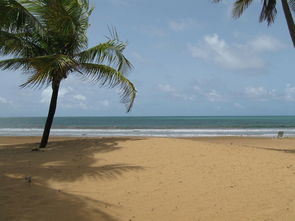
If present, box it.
[0,128,294,137]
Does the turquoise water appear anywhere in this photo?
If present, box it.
[0,116,295,137]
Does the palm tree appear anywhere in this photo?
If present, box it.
[213,0,295,47]
[0,0,136,149]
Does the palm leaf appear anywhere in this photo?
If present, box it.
[232,0,254,18]
[76,40,133,74]
[0,57,31,70]
[20,70,52,88]
[0,0,43,33]
[0,30,46,57]
[79,63,136,112]
[0,57,49,88]
[0,54,78,87]
[259,0,277,25]
[25,54,78,86]
[38,0,91,54]
[0,0,135,110]
[288,0,295,11]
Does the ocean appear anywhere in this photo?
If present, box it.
[0,116,295,137]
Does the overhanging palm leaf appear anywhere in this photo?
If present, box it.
[289,0,295,10]
[0,54,77,88]
[79,63,136,112]
[76,39,133,74]
[213,0,295,47]
[0,57,31,70]
[231,0,253,19]
[0,0,136,148]
[259,0,277,25]
[0,31,46,56]
[0,0,44,33]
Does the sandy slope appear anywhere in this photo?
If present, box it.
[1,136,295,221]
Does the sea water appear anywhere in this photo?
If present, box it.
[0,116,295,137]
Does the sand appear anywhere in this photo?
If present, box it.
[1,136,295,221]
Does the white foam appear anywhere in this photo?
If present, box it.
[0,128,294,137]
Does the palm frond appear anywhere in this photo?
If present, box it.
[79,63,136,112]
[0,30,46,57]
[259,0,277,25]
[26,54,78,81]
[288,0,295,11]
[0,54,77,88]
[0,0,43,33]
[19,54,78,88]
[20,70,52,88]
[0,57,31,70]
[0,0,136,110]
[0,58,49,88]
[232,0,254,18]
[76,39,133,75]
[39,0,91,54]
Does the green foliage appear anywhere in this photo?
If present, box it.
[0,0,136,111]
[213,0,295,25]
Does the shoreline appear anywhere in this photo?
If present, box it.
[1,136,295,220]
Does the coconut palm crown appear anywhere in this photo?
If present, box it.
[0,0,136,148]
[213,0,295,47]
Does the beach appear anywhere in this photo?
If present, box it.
[1,136,295,221]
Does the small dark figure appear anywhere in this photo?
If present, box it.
[25,176,32,183]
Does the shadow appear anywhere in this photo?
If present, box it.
[0,138,143,182]
[0,176,119,221]
[183,137,295,155]
[239,144,295,155]
[0,137,144,221]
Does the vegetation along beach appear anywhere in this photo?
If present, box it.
[1,0,295,221]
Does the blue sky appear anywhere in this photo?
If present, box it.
[0,0,295,117]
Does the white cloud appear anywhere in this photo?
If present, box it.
[41,87,73,104]
[285,84,295,101]
[244,86,277,101]
[169,18,197,31]
[142,26,166,38]
[107,0,135,7]
[158,83,224,103]
[158,84,177,93]
[72,94,87,109]
[234,102,244,109]
[40,87,90,110]
[243,86,280,102]
[40,87,52,104]
[0,96,11,104]
[205,89,224,102]
[73,94,86,101]
[192,85,224,102]
[0,97,7,104]
[59,87,73,97]
[101,100,110,107]
[242,84,295,102]
[189,34,283,71]
[158,84,193,101]
[250,35,284,52]
[245,86,269,97]
[131,51,144,63]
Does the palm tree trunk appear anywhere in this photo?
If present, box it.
[39,81,60,148]
[281,0,295,47]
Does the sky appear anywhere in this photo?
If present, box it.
[0,0,295,117]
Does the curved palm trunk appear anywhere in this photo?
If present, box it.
[39,81,60,148]
[281,0,295,47]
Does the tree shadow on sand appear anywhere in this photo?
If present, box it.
[0,137,144,221]
[185,137,295,155]
[239,144,295,155]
